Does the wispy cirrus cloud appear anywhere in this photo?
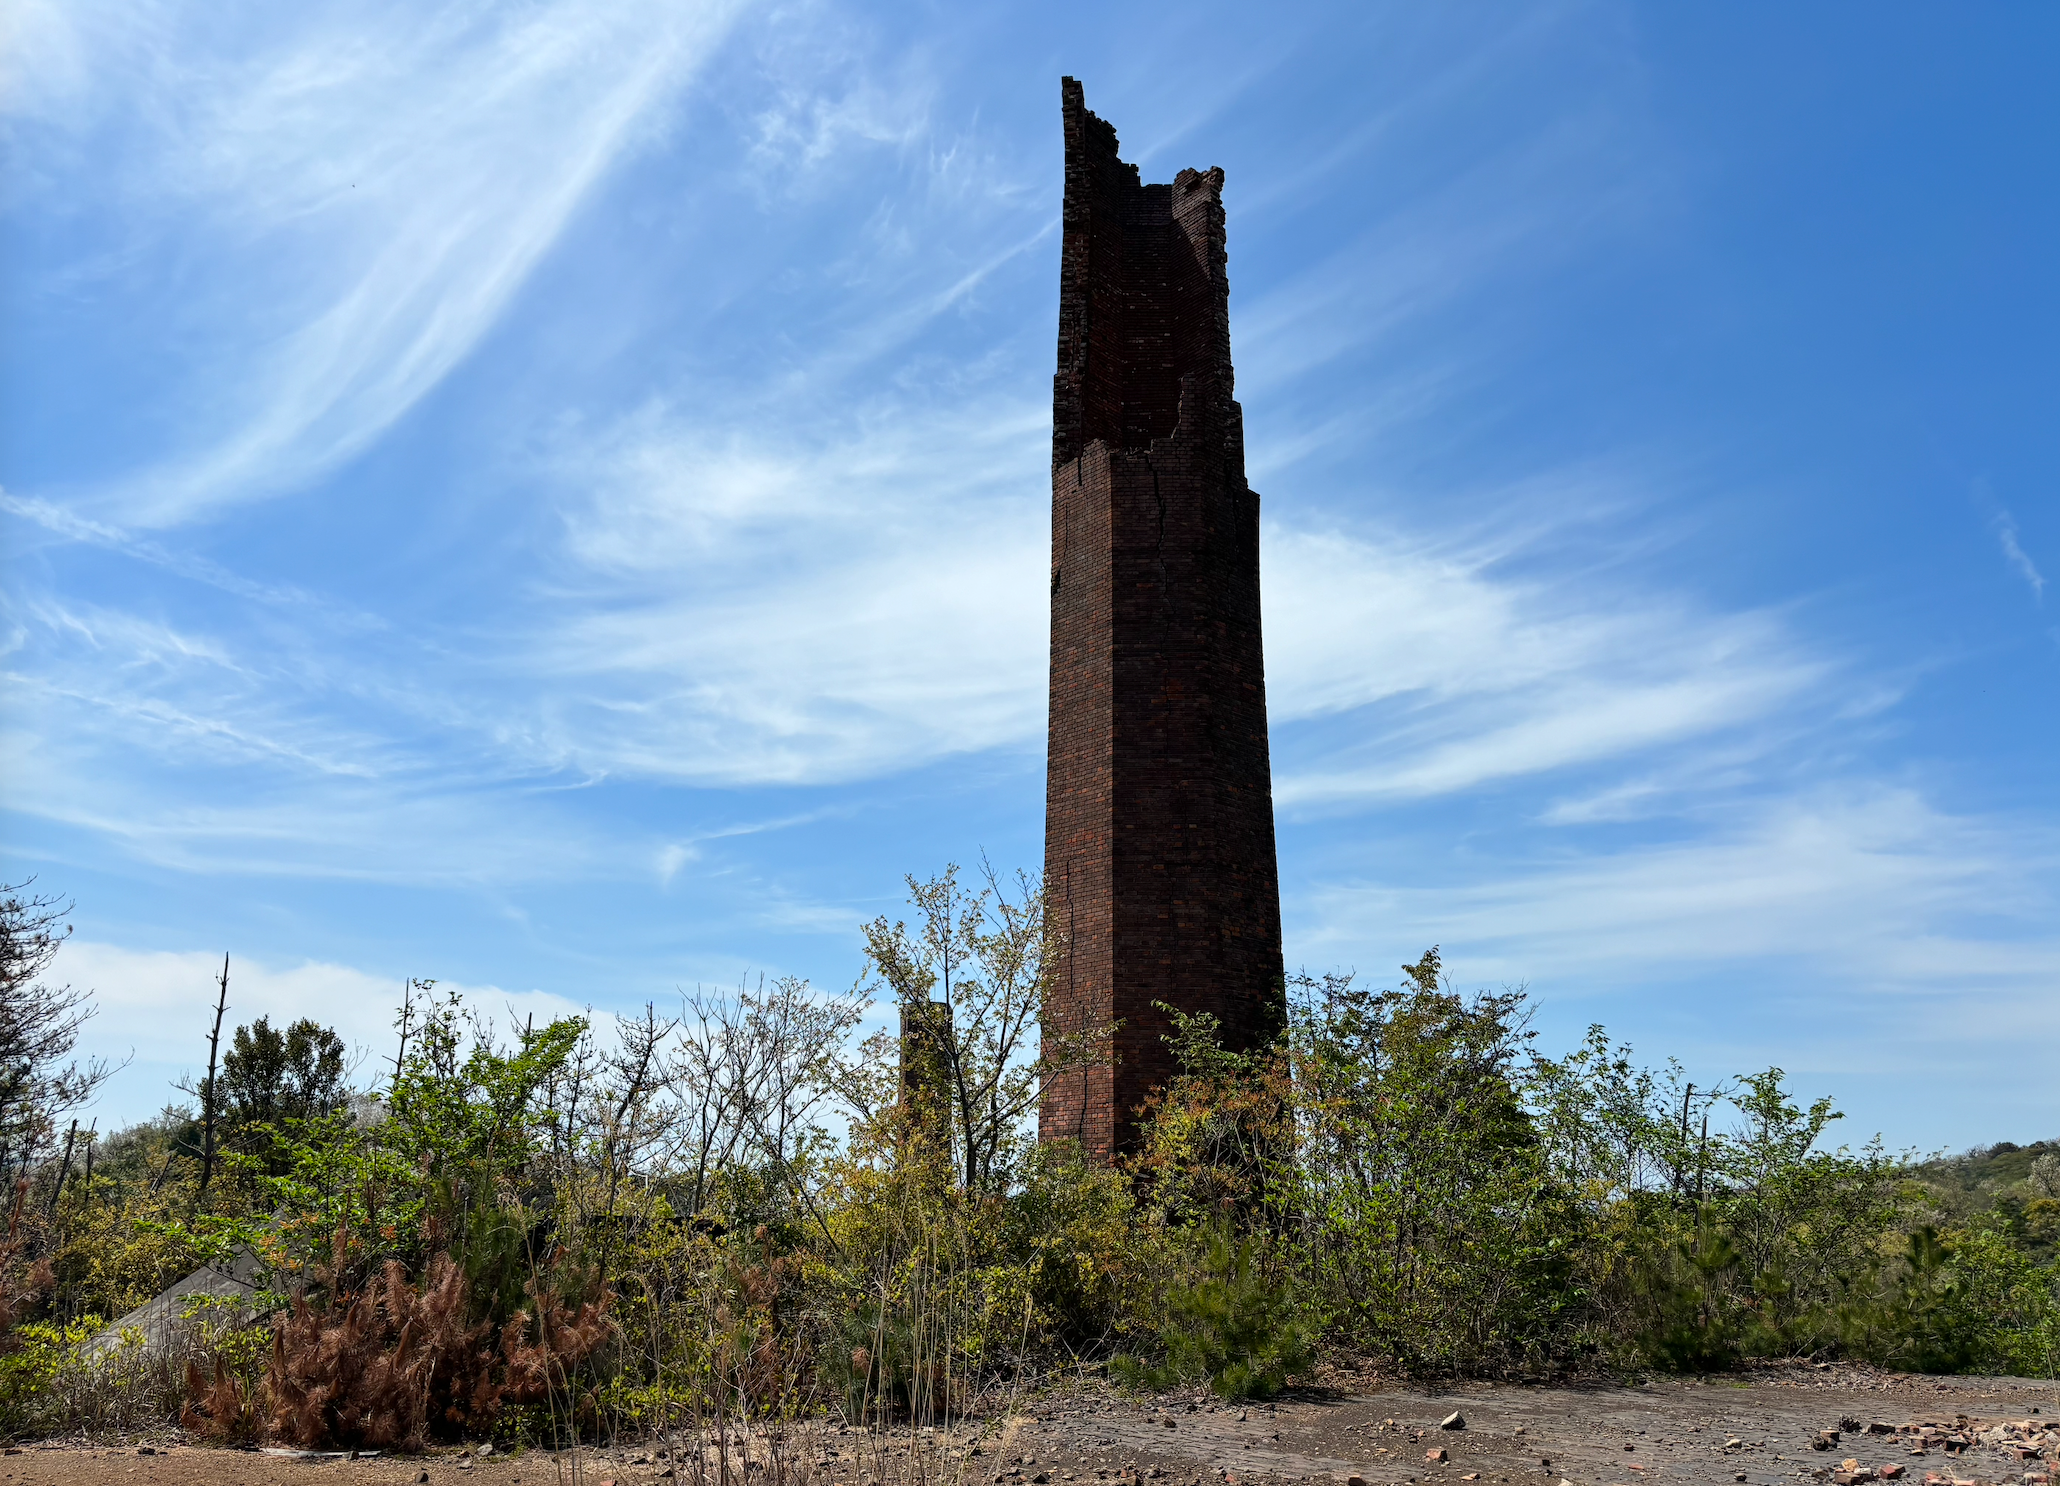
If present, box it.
[1994,509,2045,602]
[0,582,599,883]
[1299,785,2060,1086]
[1,0,1859,887]
[1264,517,1844,808]
[7,0,750,527]
[528,394,1053,785]
[2,433,1865,872]
[8,0,1720,867]
[1322,786,2053,969]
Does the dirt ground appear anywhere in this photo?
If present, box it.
[4,1367,2053,1486]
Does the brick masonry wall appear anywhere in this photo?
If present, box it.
[1041,78,1286,1161]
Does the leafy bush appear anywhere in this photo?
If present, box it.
[0,1318,96,1437]
[1637,1210,1756,1372]
[0,1308,267,1442]
[1115,1225,1312,1400]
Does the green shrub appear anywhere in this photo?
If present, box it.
[1115,1225,1312,1401]
[1638,1211,1757,1372]
[0,1318,96,1437]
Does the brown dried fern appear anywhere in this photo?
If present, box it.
[264,1242,613,1450]
[179,1357,260,1444]
[0,1180,52,1348]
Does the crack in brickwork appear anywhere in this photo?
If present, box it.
[1040,78,1285,1162]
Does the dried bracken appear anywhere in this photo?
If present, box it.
[261,1246,613,1450]
[0,1181,52,1348]
[179,1356,259,1444]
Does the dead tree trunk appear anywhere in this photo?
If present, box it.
[198,953,230,1196]
[46,1118,78,1217]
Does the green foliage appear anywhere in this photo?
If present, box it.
[195,992,588,1294]
[808,1125,1149,1424]
[51,1206,210,1326]
[1123,951,2056,1385]
[1115,1225,1312,1400]
[4,869,2058,1452]
[1129,956,1582,1377]
[0,883,111,1173]
[1910,1139,2060,1203]
[217,1016,348,1173]
[385,989,585,1192]
[0,1317,98,1436]
[1637,1208,1755,1372]
[1831,1225,1979,1375]
[854,863,1098,1195]
[1280,954,1580,1374]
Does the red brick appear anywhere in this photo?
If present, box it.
[1039,79,1285,1161]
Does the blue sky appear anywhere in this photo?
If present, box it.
[3,2,2055,1151]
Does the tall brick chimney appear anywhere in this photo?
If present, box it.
[1039,78,1286,1161]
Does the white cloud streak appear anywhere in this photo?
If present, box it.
[1995,510,2045,601]
[1301,786,2060,1054]
[530,396,1053,784]
[3,432,1863,874]
[5,0,1738,865]
[9,0,748,526]
[1265,520,1837,806]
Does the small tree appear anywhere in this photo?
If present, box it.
[853,861,1103,1192]
[216,1016,350,1174]
[220,1016,349,1130]
[384,991,584,1192]
[0,883,116,1171]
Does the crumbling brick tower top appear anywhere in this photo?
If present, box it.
[1039,77,1285,1161]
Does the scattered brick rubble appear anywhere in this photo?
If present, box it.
[1718,1410,2055,1486]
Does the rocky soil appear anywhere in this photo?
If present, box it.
[1014,1366,2056,1486]
[1,1367,2052,1486]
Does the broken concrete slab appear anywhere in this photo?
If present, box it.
[84,1245,270,1357]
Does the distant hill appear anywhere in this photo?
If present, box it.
[1901,1138,2060,1263]
[1908,1137,2060,1200]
